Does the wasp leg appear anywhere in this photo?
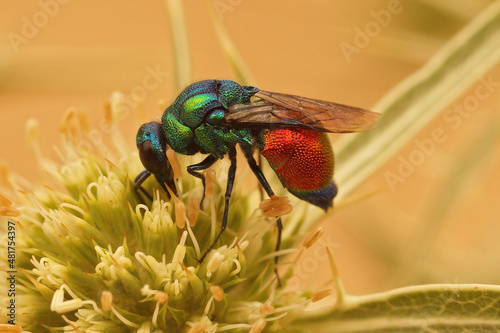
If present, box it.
[187,154,219,209]
[241,145,283,286]
[198,147,237,263]
[134,170,153,203]
[257,152,265,201]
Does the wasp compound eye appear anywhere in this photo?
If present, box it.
[136,122,169,175]
[137,140,163,175]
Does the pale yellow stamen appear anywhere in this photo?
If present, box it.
[327,247,348,306]
[228,258,242,277]
[50,287,83,314]
[171,231,188,272]
[204,296,215,316]
[140,284,153,296]
[206,251,224,278]
[152,301,161,328]
[111,305,141,329]
[185,218,201,258]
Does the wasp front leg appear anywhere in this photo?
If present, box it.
[187,154,218,209]
[198,146,237,263]
[134,170,153,203]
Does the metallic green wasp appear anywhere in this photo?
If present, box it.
[135,80,379,283]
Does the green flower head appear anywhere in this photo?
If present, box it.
[0,96,326,332]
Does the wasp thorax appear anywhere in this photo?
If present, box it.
[218,80,258,107]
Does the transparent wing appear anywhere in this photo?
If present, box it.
[226,90,379,133]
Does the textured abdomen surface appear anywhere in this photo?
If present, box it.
[258,128,336,210]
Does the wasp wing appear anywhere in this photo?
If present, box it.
[226,90,379,133]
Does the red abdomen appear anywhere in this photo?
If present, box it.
[258,128,336,210]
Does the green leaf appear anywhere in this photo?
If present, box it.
[293,284,500,332]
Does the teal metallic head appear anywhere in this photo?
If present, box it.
[136,121,176,194]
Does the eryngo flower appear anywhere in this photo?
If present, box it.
[0,95,328,332]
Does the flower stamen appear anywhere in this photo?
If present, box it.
[259,195,293,217]
[205,169,216,199]
[210,285,224,301]
[303,227,324,249]
[167,148,182,179]
[187,196,199,227]
[0,191,12,206]
[0,324,23,333]
[100,290,113,311]
[175,200,186,228]
[311,288,333,302]
[110,305,141,329]
[0,206,20,217]
[249,318,266,333]
[50,285,83,314]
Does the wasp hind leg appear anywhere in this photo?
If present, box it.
[241,145,283,286]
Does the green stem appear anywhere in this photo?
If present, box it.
[165,0,191,91]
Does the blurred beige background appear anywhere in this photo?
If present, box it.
[1,0,499,297]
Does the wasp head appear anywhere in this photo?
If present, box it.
[136,121,176,195]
